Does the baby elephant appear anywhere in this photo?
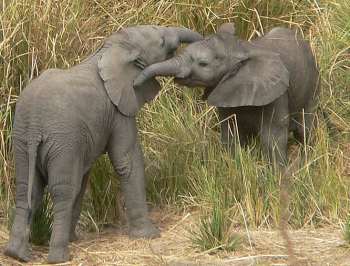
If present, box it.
[135,23,319,166]
[5,25,202,263]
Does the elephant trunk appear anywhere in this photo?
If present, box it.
[134,56,189,88]
[171,27,203,43]
[133,27,201,88]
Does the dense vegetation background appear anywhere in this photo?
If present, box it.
[0,0,349,249]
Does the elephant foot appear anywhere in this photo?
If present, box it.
[129,220,160,239]
[47,246,70,264]
[4,239,31,262]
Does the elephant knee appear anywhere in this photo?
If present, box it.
[114,154,132,178]
[15,182,29,206]
[49,184,74,213]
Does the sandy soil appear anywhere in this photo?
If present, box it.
[0,209,349,266]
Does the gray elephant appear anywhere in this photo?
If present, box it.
[5,25,202,263]
[134,23,319,166]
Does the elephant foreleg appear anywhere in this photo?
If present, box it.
[69,172,89,242]
[260,95,289,169]
[220,115,233,149]
[218,108,249,154]
[108,116,159,239]
[261,124,288,169]
[219,109,237,152]
[294,101,317,145]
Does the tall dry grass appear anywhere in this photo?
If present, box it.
[0,0,349,247]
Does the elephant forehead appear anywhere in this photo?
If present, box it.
[187,44,215,60]
[126,26,162,45]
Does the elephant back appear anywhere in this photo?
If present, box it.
[253,28,319,111]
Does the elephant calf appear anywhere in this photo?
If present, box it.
[5,25,202,263]
[135,23,319,166]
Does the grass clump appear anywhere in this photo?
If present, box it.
[189,173,241,252]
[343,213,350,244]
[82,155,121,232]
[7,192,54,246]
[191,203,241,252]
[30,193,53,246]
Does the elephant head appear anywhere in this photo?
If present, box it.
[98,25,203,116]
[134,23,289,108]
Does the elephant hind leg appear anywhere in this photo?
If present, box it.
[6,174,44,262]
[5,141,44,262]
[4,208,31,262]
[47,153,84,263]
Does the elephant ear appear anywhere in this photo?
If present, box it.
[98,43,160,116]
[207,49,289,107]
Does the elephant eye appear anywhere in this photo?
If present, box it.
[198,61,209,67]
[167,49,175,58]
[160,37,165,48]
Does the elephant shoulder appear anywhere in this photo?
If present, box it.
[25,68,61,85]
[22,67,100,104]
[19,68,63,97]
[30,68,67,90]
[37,68,65,81]
[38,67,99,91]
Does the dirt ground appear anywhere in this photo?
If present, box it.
[0,209,349,266]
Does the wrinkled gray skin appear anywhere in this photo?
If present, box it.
[135,23,319,167]
[5,25,202,264]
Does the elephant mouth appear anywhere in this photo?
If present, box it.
[174,77,207,87]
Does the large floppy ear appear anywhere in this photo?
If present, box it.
[207,49,289,107]
[98,42,160,116]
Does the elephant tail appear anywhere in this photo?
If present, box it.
[27,136,41,224]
